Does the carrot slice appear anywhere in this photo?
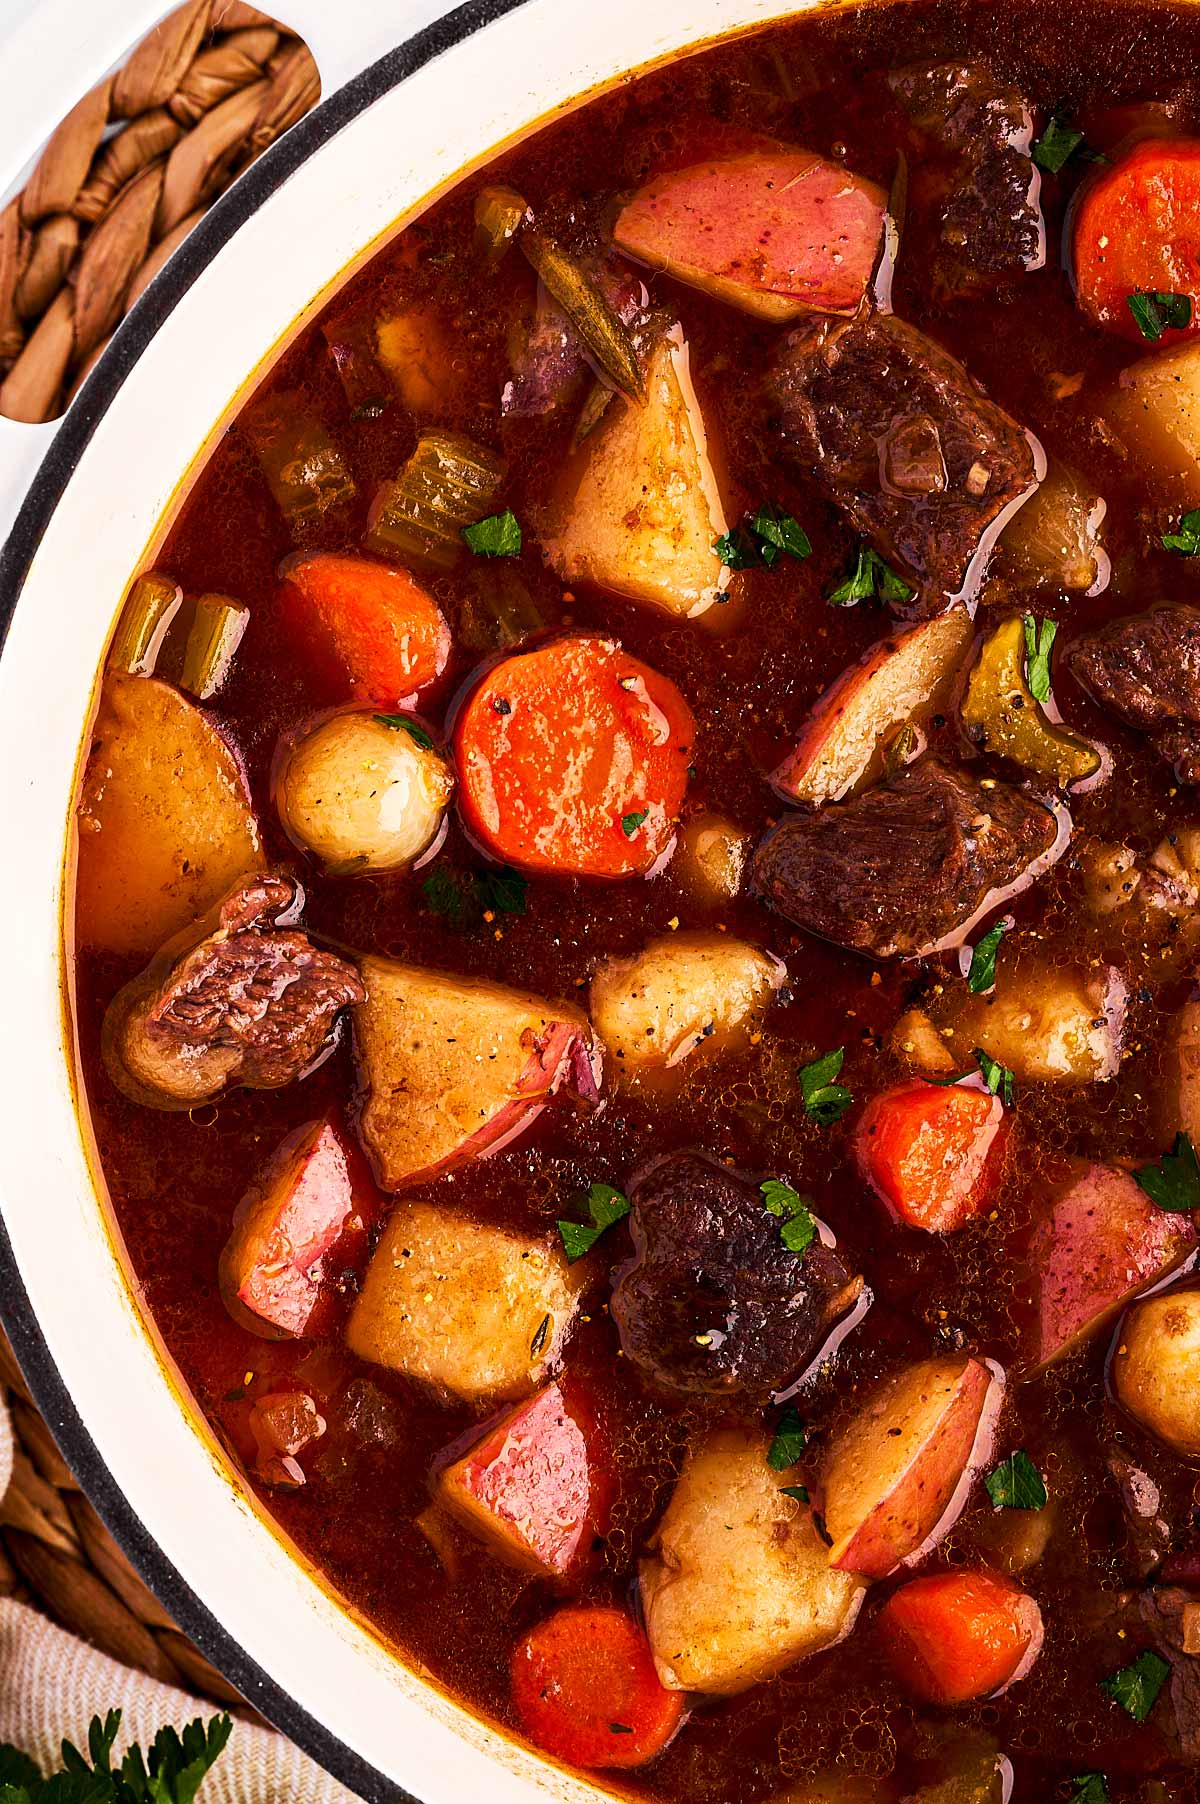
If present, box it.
[453,635,695,878]
[855,1079,1006,1233]
[510,1605,685,1769]
[279,551,451,709]
[1072,138,1200,342]
[876,1567,1043,1704]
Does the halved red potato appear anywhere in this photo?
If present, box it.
[772,608,974,806]
[75,673,260,958]
[589,932,783,1074]
[640,1425,865,1694]
[614,147,887,322]
[437,1380,613,1578]
[1026,1158,1197,1368]
[353,956,602,1191]
[220,1115,370,1339]
[821,1355,1002,1580]
[540,324,731,619]
[346,1202,585,1404]
[877,1568,1043,1704]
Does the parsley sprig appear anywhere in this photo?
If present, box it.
[967,918,1009,995]
[798,1047,854,1124]
[766,1405,807,1470]
[1031,111,1086,173]
[1022,614,1057,704]
[1101,1649,1171,1722]
[1163,507,1200,556]
[1068,1777,1109,1804]
[0,1710,231,1804]
[985,1449,1048,1510]
[1134,1131,1200,1212]
[422,863,528,925]
[760,1180,817,1255]
[375,713,436,749]
[463,509,522,557]
[714,503,812,570]
[1127,291,1193,343]
[557,1182,630,1261]
[974,1047,1014,1106]
[826,542,914,607]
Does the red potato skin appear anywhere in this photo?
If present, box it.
[219,1117,371,1339]
[855,1080,1007,1233]
[454,635,695,879]
[614,148,887,318]
[439,1380,613,1578]
[1073,138,1200,343]
[877,1567,1043,1704]
[511,1606,686,1770]
[279,551,451,709]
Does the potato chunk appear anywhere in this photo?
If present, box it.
[675,811,749,906]
[640,1426,864,1694]
[589,932,782,1072]
[541,324,731,619]
[1113,1289,1200,1455]
[920,951,1127,1084]
[1109,337,1200,496]
[345,1202,584,1404]
[75,673,260,957]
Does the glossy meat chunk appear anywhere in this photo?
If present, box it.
[609,1150,865,1401]
[751,759,1062,960]
[1068,604,1200,782]
[773,312,1041,613]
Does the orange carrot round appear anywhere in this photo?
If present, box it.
[510,1605,685,1769]
[454,635,695,878]
[877,1567,1043,1704]
[280,551,450,709]
[855,1080,1005,1233]
[1072,138,1200,342]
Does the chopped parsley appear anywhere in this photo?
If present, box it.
[1022,613,1058,704]
[0,1709,233,1803]
[713,526,759,570]
[475,866,529,915]
[985,1449,1048,1510]
[463,508,523,557]
[608,1723,634,1736]
[1163,507,1200,555]
[779,1484,810,1504]
[1100,1649,1171,1722]
[967,918,1009,994]
[826,542,915,608]
[798,1046,854,1124]
[974,1047,1015,1106]
[767,1405,808,1470]
[374,712,436,748]
[714,504,811,570]
[760,1180,817,1255]
[1127,290,1193,343]
[1031,111,1086,173]
[1134,1131,1200,1212]
[621,808,649,837]
[557,1182,630,1262]
[1068,1778,1109,1804]
[422,863,528,925]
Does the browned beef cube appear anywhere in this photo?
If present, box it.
[1069,604,1200,784]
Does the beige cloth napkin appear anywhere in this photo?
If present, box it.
[0,1391,360,1801]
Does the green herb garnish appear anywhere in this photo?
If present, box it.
[463,508,522,557]
[798,1046,854,1124]
[967,918,1009,995]
[1127,290,1193,343]
[767,1405,808,1470]
[985,1449,1048,1510]
[422,863,528,925]
[375,712,435,748]
[715,505,812,571]
[1163,507,1200,555]
[779,1484,810,1503]
[0,1709,232,1804]
[621,808,649,837]
[475,866,528,915]
[974,1047,1014,1106]
[1022,613,1058,703]
[1100,1649,1171,1722]
[760,1180,817,1255]
[714,526,760,570]
[1068,1778,1109,1804]
[1031,112,1086,173]
[557,1182,631,1261]
[826,542,915,607]
[1134,1131,1200,1212]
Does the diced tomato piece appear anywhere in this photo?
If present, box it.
[511,1605,685,1769]
[877,1567,1043,1704]
[1072,138,1200,342]
[219,1117,370,1339]
[438,1380,612,1578]
[453,634,695,878]
[855,1079,1006,1233]
[279,551,451,708]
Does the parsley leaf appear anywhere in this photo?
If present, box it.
[714,506,812,570]
[767,1405,807,1470]
[557,1182,630,1261]
[826,542,915,607]
[475,866,528,915]
[1127,291,1193,343]
[0,1710,233,1804]
[967,918,1009,995]
[1163,507,1200,555]
[1134,1131,1200,1212]
[798,1047,854,1124]
[422,864,469,923]
[760,1180,817,1256]
[985,1449,1048,1510]
[714,526,760,570]
[779,1484,810,1503]
[422,864,528,925]
[1022,613,1057,704]
[621,808,649,837]
[1031,111,1086,172]
[463,509,522,557]
[974,1047,1014,1106]
[1101,1649,1171,1722]
[1068,1777,1109,1804]
[374,712,435,748]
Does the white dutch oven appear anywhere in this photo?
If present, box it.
[0,0,816,1799]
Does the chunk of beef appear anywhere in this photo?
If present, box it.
[1068,604,1200,783]
[610,1150,865,1403]
[752,758,1063,960]
[1140,1587,1200,1761]
[889,63,1045,281]
[103,873,364,1109]
[773,313,1041,615]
